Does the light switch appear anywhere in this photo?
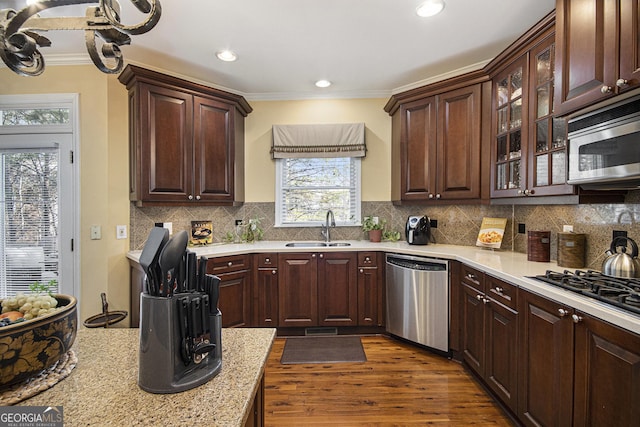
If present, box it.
[90,225,101,240]
[116,225,127,239]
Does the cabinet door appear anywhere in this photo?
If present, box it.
[318,252,357,326]
[491,56,528,198]
[193,96,234,203]
[138,83,193,202]
[528,34,574,197]
[436,84,482,200]
[254,267,278,327]
[461,283,486,376]
[357,267,379,326]
[278,253,318,326]
[399,97,437,200]
[573,313,640,427]
[485,298,518,413]
[218,269,252,328]
[619,0,640,90]
[554,0,618,115]
[518,290,573,427]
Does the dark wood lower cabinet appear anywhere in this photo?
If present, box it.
[357,252,383,326]
[244,375,264,427]
[217,269,252,328]
[253,254,279,327]
[318,252,357,326]
[518,290,574,427]
[573,312,640,427]
[278,253,318,326]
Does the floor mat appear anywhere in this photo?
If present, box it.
[280,335,367,364]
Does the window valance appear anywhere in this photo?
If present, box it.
[271,123,366,159]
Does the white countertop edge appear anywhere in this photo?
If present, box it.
[127,240,640,335]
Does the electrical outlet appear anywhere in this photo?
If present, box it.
[518,223,526,234]
[613,230,628,240]
[563,225,574,233]
[90,225,101,240]
[373,216,379,225]
[116,225,127,239]
[163,222,173,235]
[429,219,438,228]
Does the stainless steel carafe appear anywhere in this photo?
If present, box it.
[602,236,640,278]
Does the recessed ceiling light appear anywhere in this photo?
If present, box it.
[216,50,237,62]
[416,0,445,17]
[315,80,331,88]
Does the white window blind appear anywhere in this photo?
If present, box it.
[276,157,361,226]
[0,148,59,296]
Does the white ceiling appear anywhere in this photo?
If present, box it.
[2,0,556,100]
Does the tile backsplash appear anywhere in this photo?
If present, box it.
[131,190,640,270]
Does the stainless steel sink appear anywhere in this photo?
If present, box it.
[284,242,351,248]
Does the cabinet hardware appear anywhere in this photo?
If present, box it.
[265,257,270,263]
[312,254,316,258]
[572,314,583,323]
[227,261,233,267]
[466,273,476,280]
[616,79,629,87]
[601,85,613,93]
[558,308,570,317]
[196,195,201,200]
[476,294,484,301]
[188,195,193,200]
[319,254,324,259]
[271,270,276,275]
[494,287,504,293]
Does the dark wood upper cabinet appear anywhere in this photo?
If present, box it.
[118,65,251,206]
[386,74,490,205]
[554,0,640,116]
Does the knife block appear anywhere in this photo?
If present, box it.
[138,293,222,393]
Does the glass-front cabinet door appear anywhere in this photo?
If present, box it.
[492,56,527,198]
[528,36,573,196]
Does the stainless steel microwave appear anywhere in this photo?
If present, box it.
[567,95,640,189]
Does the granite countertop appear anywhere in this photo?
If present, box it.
[17,327,276,426]
[128,241,640,335]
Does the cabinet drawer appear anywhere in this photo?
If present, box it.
[255,253,278,268]
[358,252,378,267]
[486,275,517,310]
[208,254,251,275]
[460,264,484,291]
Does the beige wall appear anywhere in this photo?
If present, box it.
[0,65,131,322]
[245,99,392,202]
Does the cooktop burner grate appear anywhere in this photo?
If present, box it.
[530,270,640,316]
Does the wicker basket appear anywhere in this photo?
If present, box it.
[528,231,551,262]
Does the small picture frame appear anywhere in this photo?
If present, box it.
[190,220,213,246]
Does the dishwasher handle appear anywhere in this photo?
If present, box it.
[386,256,447,271]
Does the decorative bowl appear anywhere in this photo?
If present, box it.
[0,294,77,389]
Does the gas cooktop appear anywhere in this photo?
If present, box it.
[530,270,640,316]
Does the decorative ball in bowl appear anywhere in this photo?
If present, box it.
[0,294,77,389]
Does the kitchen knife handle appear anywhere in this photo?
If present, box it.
[198,256,209,292]
[187,251,197,291]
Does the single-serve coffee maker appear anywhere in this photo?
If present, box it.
[406,215,432,245]
[138,230,222,394]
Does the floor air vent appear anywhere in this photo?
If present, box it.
[305,327,338,336]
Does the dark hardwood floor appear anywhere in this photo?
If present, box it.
[264,335,515,426]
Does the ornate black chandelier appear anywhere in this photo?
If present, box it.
[0,0,161,76]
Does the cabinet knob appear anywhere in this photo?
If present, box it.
[616,78,629,87]
[265,257,270,263]
[572,314,583,324]
[476,294,483,301]
[196,195,201,200]
[466,273,476,280]
[517,189,524,195]
[601,85,613,94]
[319,253,324,259]
[359,268,364,273]
[312,254,316,258]
[227,261,233,267]
[188,195,193,200]
[483,297,490,304]
[558,308,570,317]
[494,287,504,293]
[435,193,441,199]
[272,270,276,275]
[428,193,434,199]
[365,256,371,262]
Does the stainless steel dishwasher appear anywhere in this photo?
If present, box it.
[385,253,449,352]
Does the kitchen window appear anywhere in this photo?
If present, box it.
[272,123,366,227]
[275,157,361,226]
[0,94,78,298]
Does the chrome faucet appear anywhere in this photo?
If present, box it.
[321,209,336,243]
